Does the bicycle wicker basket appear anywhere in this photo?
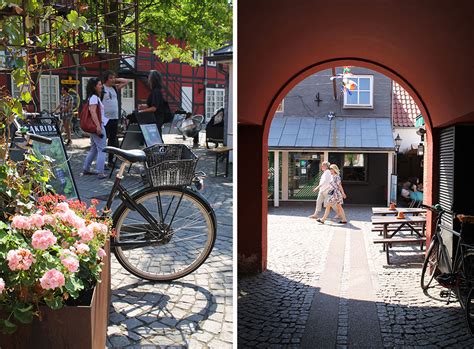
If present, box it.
[144,144,198,187]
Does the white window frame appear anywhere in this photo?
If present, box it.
[205,87,225,121]
[82,76,95,100]
[276,99,284,113]
[343,75,374,108]
[39,75,60,112]
[121,80,135,99]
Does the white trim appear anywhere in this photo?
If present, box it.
[343,75,374,108]
[39,75,59,112]
[81,76,95,100]
[387,152,394,205]
[274,151,280,207]
[276,100,284,113]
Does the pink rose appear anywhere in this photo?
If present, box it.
[60,251,79,273]
[74,242,90,255]
[40,269,65,290]
[31,229,57,250]
[97,248,107,258]
[77,227,94,242]
[11,216,31,230]
[0,278,5,293]
[29,214,45,229]
[6,248,35,271]
[87,222,108,235]
[55,202,69,213]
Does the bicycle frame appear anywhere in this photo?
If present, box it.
[105,161,186,249]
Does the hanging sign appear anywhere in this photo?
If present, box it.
[61,76,80,85]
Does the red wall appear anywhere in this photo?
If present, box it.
[238,0,474,273]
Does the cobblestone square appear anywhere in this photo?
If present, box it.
[238,203,474,348]
[66,132,232,348]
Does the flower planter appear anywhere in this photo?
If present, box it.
[0,241,110,349]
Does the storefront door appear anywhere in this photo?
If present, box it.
[288,152,323,200]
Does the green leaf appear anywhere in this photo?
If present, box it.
[45,296,63,310]
[13,305,34,324]
[20,91,32,103]
[0,319,18,334]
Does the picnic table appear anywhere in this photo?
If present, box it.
[371,215,427,264]
[372,207,426,215]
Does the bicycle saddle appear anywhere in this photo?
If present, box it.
[104,147,146,163]
[436,273,458,288]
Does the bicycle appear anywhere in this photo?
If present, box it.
[420,204,474,332]
[102,144,217,281]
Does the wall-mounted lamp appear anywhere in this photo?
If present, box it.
[394,133,402,153]
[416,127,426,142]
[417,143,424,157]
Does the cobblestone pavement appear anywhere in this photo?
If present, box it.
[65,132,233,348]
[238,203,474,348]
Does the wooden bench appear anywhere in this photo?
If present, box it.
[209,146,232,177]
[373,237,426,264]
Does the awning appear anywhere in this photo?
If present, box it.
[268,116,395,151]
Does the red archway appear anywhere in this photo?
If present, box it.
[238,0,474,273]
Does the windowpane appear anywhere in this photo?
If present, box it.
[346,92,358,104]
[342,153,366,181]
[359,91,370,104]
[358,78,370,90]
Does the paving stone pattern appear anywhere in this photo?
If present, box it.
[66,133,232,348]
[238,203,474,348]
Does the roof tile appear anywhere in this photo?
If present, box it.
[392,82,421,127]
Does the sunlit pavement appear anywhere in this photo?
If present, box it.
[238,203,474,348]
[66,132,233,348]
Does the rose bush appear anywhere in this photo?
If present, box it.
[0,194,111,334]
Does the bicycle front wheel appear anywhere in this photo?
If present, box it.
[421,236,440,290]
[112,187,216,281]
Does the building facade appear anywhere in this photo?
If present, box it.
[268,67,396,206]
[0,36,228,122]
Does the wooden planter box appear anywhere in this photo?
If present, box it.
[0,242,111,349]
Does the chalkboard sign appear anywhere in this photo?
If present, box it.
[27,121,80,200]
[390,174,398,204]
[140,123,163,146]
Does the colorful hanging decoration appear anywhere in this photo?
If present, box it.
[330,66,358,95]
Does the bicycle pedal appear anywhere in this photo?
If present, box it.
[440,290,451,298]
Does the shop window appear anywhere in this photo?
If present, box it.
[267,152,282,200]
[288,152,323,200]
[328,153,367,182]
[343,75,373,108]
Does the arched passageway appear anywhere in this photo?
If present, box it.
[238,0,474,274]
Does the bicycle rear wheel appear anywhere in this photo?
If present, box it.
[421,236,440,290]
[112,187,216,281]
[455,251,474,309]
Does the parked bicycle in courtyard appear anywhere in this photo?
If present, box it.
[420,203,474,333]
[12,118,217,282]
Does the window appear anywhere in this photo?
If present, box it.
[205,48,217,66]
[329,152,367,182]
[39,75,59,111]
[288,152,323,199]
[121,81,134,99]
[343,75,373,108]
[81,77,94,100]
[206,88,225,121]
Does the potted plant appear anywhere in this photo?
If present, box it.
[0,193,112,348]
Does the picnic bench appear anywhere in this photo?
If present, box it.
[372,207,426,215]
[371,215,427,264]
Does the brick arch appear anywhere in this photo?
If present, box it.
[237,0,474,274]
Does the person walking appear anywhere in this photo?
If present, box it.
[82,78,107,179]
[54,86,73,146]
[317,164,348,224]
[309,161,337,219]
[138,70,165,139]
[101,70,131,168]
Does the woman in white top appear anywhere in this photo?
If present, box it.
[82,77,107,179]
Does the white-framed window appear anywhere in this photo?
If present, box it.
[206,88,225,121]
[343,75,373,108]
[38,19,50,34]
[39,75,59,112]
[121,81,134,99]
[81,76,94,100]
[276,99,284,113]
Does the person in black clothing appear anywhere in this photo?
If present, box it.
[138,70,165,138]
